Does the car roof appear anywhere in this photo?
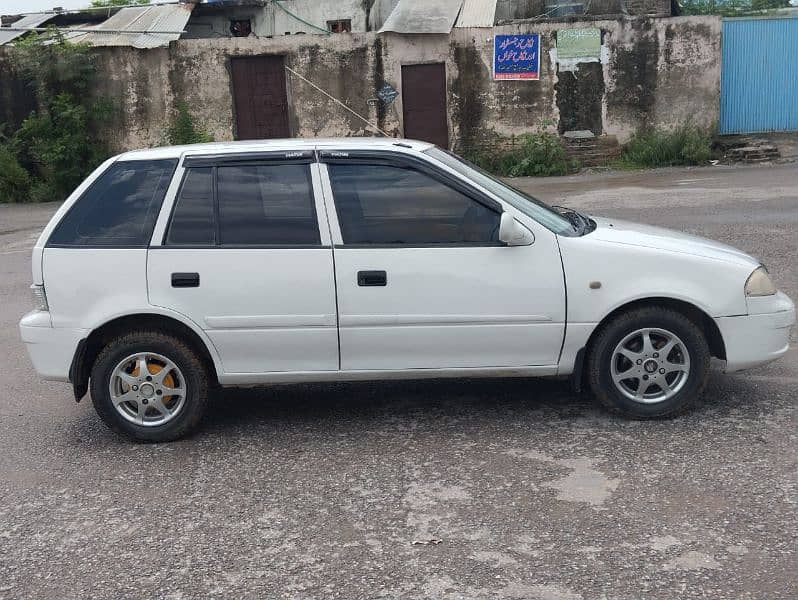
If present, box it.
[115,137,436,161]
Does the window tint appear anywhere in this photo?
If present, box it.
[48,159,177,247]
[328,163,500,245]
[166,168,215,246]
[217,164,320,246]
[424,147,573,235]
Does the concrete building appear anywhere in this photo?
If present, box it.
[1,0,722,160]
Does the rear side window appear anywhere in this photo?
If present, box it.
[166,168,215,246]
[217,164,319,245]
[47,159,177,247]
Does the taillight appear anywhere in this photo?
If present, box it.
[30,284,49,311]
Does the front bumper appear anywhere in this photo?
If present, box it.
[19,311,87,382]
[716,292,795,373]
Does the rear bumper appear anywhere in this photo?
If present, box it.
[716,293,795,373]
[19,311,87,382]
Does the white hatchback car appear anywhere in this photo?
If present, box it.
[20,139,795,441]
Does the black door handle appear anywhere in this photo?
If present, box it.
[172,272,200,288]
[357,270,387,287]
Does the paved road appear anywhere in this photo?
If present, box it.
[0,164,796,599]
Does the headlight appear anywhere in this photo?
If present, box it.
[30,284,48,311]
[745,266,777,297]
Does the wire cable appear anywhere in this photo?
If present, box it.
[284,66,389,137]
[272,0,331,34]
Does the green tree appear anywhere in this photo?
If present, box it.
[4,32,112,202]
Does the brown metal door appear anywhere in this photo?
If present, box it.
[401,63,449,149]
[230,56,290,140]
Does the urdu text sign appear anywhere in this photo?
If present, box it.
[493,34,540,81]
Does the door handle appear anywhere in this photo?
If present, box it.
[172,272,200,288]
[357,270,387,287]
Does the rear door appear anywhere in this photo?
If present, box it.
[318,150,566,371]
[147,151,338,375]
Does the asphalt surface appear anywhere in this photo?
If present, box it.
[0,163,796,599]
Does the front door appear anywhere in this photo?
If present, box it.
[231,56,291,140]
[319,151,565,371]
[401,63,449,148]
[148,153,338,375]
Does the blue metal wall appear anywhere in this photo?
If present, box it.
[720,17,798,134]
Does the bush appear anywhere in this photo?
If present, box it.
[14,94,109,200]
[0,143,31,203]
[465,128,578,177]
[619,123,712,168]
[4,33,112,202]
[167,102,213,146]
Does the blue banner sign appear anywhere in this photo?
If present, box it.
[493,33,540,80]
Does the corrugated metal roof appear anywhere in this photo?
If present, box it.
[0,13,56,45]
[379,0,463,34]
[68,4,194,49]
[454,0,497,27]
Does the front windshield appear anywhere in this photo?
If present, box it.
[423,147,574,235]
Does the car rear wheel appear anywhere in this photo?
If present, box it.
[90,331,210,442]
[586,307,711,418]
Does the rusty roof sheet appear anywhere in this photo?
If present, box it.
[0,13,56,45]
[379,0,463,34]
[68,3,194,49]
[454,0,497,27]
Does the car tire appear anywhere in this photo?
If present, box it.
[586,307,711,418]
[90,331,210,442]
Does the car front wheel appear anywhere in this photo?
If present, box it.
[90,331,210,442]
[586,307,711,418]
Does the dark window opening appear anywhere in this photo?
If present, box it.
[47,159,177,248]
[166,168,215,246]
[217,164,319,245]
[230,19,252,37]
[166,163,320,247]
[328,163,500,245]
[327,19,351,33]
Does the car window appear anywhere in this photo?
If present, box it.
[217,164,320,246]
[328,163,500,245]
[166,167,215,246]
[47,159,177,247]
[423,147,573,235]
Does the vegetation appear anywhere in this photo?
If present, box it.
[617,123,713,169]
[0,140,31,204]
[680,0,790,16]
[166,102,214,146]
[0,33,111,203]
[466,125,579,177]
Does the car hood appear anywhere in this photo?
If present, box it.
[587,216,759,267]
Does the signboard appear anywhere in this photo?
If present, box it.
[557,28,601,60]
[376,83,399,104]
[493,33,540,81]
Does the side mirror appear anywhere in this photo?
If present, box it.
[499,212,534,246]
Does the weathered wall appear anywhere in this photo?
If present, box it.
[0,15,720,155]
[442,16,721,150]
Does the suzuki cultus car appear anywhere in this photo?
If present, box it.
[20,139,795,441]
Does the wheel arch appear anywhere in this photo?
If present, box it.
[70,311,221,402]
[571,296,726,392]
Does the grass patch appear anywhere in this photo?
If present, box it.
[616,123,712,169]
[166,102,213,146]
[465,129,579,177]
